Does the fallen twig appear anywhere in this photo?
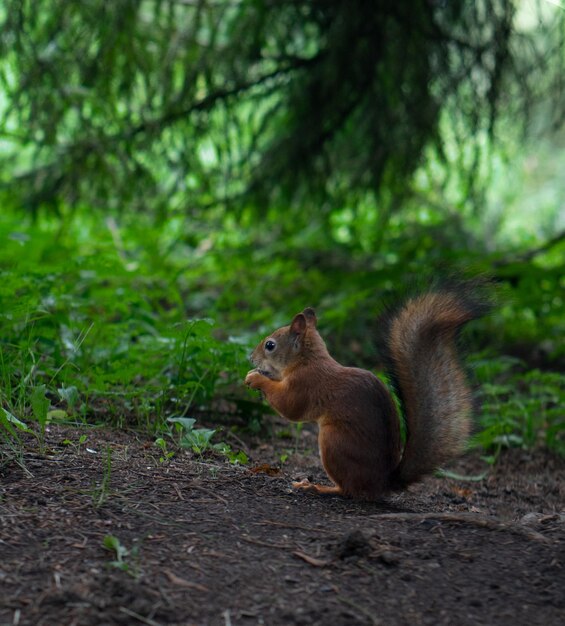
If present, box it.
[293,550,330,567]
[187,484,228,505]
[119,607,162,626]
[163,569,209,592]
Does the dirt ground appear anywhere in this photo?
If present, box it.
[0,422,563,626]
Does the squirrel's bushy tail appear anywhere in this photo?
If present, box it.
[379,282,490,489]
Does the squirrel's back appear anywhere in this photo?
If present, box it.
[379,283,490,488]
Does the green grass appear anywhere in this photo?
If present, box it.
[471,355,565,458]
[0,212,250,450]
[1,210,563,462]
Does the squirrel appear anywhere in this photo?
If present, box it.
[244,284,490,500]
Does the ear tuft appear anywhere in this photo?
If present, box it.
[302,307,317,327]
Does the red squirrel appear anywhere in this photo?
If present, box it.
[244,286,489,500]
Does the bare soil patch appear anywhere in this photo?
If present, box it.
[1,424,564,626]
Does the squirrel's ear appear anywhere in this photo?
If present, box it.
[290,313,307,337]
[302,307,317,327]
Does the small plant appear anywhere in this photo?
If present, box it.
[92,447,113,508]
[30,385,50,453]
[216,444,249,465]
[0,407,33,467]
[62,433,88,446]
[102,535,141,579]
[167,417,248,464]
[154,437,175,463]
[168,417,216,454]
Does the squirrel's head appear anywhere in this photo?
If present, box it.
[250,307,326,380]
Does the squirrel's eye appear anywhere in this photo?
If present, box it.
[265,339,277,352]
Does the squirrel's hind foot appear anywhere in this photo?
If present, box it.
[292,479,343,496]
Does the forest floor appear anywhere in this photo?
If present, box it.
[0,422,564,626]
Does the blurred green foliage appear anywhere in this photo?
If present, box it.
[1,0,563,219]
[0,1,563,458]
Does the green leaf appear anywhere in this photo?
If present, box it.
[103,535,128,561]
[228,450,249,465]
[58,386,79,408]
[1,407,32,432]
[167,417,197,431]
[180,428,216,452]
[31,385,50,427]
[47,409,67,421]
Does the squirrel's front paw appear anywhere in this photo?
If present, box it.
[244,369,264,389]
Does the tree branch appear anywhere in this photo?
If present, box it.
[494,227,565,267]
